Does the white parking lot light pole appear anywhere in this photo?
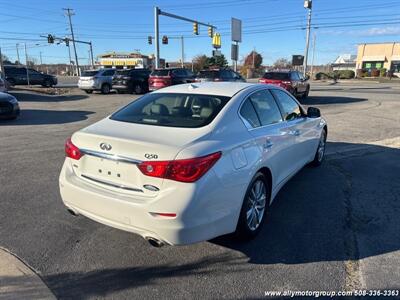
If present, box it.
[303,0,312,76]
[154,6,160,69]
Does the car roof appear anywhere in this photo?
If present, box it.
[152,82,255,97]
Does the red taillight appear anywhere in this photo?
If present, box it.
[65,138,83,160]
[259,78,266,83]
[137,152,222,183]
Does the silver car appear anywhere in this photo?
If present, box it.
[78,69,116,94]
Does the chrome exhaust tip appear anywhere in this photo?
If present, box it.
[146,237,165,248]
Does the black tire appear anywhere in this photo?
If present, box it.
[310,129,327,167]
[235,172,270,240]
[302,86,310,99]
[84,90,93,94]
[101,84,111,94]
[134,84,143,94]
[7,79,15,87]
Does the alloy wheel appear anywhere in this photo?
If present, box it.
[246,179,267,231]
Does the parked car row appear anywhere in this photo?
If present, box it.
[3,66,58,87]
[77,67,246,95]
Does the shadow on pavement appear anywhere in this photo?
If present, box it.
[301,96,367,105]
[0,109,94,125]
[1,142,399,298]
[8,91,88,102]
[213,142,400,266]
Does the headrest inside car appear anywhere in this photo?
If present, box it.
[150,104,169,116]
[200,107,213,118]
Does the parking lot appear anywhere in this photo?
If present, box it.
[1,82,399,298]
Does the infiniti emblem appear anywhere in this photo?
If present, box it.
[99,143,112,151]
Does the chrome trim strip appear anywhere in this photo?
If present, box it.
[81,174,144,193]
[80,148,142,165]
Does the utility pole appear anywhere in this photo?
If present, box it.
[64,8,80,76]
[40,51,43,65]
[67,41,73,75]
[180,36,184,67]
[303,0,312,76]
[24,43,30,86]
[16,44,20,64]
[310,33,316,79]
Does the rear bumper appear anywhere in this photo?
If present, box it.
[59,159,238,245]
[78,82,101,90]
[112,85,130,91]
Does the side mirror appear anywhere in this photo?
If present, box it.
[307,107,320,118]
[304,75,310,80]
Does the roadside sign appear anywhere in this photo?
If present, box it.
[292,55,304,66]
[212,33,221,49]
[231,18,242,42]
[212,50,221,57]
[231,44,238,61]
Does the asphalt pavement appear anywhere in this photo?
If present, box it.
[0,82,399,299]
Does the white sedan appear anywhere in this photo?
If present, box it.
[59,82,327,246]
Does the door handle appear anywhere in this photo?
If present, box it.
[263,140,273,150]
[289,129,301,136]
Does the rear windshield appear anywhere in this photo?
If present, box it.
[263,72,290,80]
[151,69,170,76]
[116,70,131,75]
[81,71,99,77]
[111,93,230,128]
[197,71,218,78]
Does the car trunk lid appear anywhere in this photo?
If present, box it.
[70,117,210,197]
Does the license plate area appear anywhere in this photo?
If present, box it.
[76,156,144,194]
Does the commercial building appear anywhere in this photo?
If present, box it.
[356,42,400,75]
[331,54,356,72]
[97,52,165,69]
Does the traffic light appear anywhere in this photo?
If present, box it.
[148,36,152,45]
[47,34,54,44]
[193,22,199,35]
[162,35,168,44]
[64,38,69,47]
[208,26,213,38]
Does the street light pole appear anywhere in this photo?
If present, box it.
[16,44,20,64]
[154,6,160,69]
[303,0,312,76]
[181,36,184,68]
[310,33,316,79]
[89,41,94,68]
[24,43,30,86]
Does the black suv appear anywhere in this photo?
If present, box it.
[4,66,57,87]
[112,69,151,94]
[195,69,245,82]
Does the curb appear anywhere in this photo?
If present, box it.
[0,247,56,300]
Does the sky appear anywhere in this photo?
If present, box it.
[0,0,399,66]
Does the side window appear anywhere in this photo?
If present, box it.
[248,89,283,126]
[240,99,261,128]
[298,72,305,81]
[171,69,180,76]
[271,89,302,121]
